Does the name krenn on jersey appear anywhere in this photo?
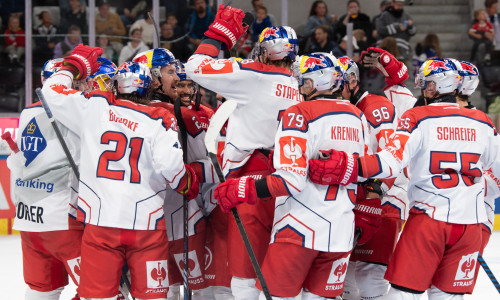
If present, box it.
[436,126,476,141]
[109,109,139,132]
[331,126,360,142]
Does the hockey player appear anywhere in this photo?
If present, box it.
[337,55,407,300]
[40,45,199,299]
[6,58,82,300]
[213,52,371,299]
[85,57,117,93]
[307,58,500,299]
[185,5,302,298]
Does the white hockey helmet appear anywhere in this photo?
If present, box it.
[256,26,299,61]
[113,61,152,97]
[299,52,343,94]
[450,59,479,96]
[41,58,64,84]
[337,55,360,84]
[415,58,460,95]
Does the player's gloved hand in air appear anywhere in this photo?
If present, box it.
[308,149,358,186]
[354,197,383,245]
[176,164,200,200]
[214,176,257,213]
[205,4,248,49]
[61,44,103,80]
[360,47,408,87]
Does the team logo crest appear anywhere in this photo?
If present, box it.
[146,260,168,288]
[455,252,478,281]
[21,117,47,166]
[279,136,307,168]
[174,250,202,278]
[423,59,451,76]
[259,27,280,42]
[327,256,350,284]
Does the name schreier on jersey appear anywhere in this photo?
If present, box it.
[331,126,360,142]
[109,109,139,131]
[436,126,476,141]
[272,82,302,102]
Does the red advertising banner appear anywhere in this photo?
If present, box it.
[0,117,19,233]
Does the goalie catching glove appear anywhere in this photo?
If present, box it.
[308,149,358,186]
[61,44,103,80]
[214,176,257,213]
[360,47,408,87]
[205,4,248,50]
[354,198,383,245]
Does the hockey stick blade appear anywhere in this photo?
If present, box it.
[205,100,237,155]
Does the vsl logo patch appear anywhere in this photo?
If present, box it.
[21,117,46,166]
[455,252,478,281]
[279,136,307,168]
[146,260,168,288]
[327,256,350,284]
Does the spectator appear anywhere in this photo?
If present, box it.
[167,13,183,38]
[306,25,339,53]
[250,0,277,26]
[378,36,400,57]
[413,33,441,77]
[130,9,155,47]
[160,21,189,61]
[304,0,333,38]
[98,34,119,64]
[251,5,273,42]
[95,0,126,45]
[375,0,416,63]
[118,1,147,27]
[485,0,500,50]
[469,9,494,62]
[34,11,58,63]
[185,0,215,51]
[333,0,372,44]
[162,0,189,28]
[1,0,24,28]
[334,34,360,61]
[60,0,87,35]
[372,0,391,40]
[118,28,149,65]
[53,25,82,58]
[3,15,25,63]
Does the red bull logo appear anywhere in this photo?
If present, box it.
[118,62,132,72]
[302,56,326,70]
[460,62,478,75]
[338,56,351,70]
[260,27,280,41]
[424,60,450,75]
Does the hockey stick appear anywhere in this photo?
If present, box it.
[174,98,192,300]
[148,12,161,48]
[35,88,135,300]
[478,253,500,294]
[204,100,272,300]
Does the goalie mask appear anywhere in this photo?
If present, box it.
[113,61,152,97]
[298,52,343,99]
[41,58,64,84]
[87,58,117,92]
[415,58,460,104]
[254,26,299,62]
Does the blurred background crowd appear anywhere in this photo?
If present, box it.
[1,0,500,113]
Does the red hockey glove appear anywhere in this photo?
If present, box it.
[62,44,103,80]
[354,198,383,245]
[177,164,200,200]
[360,47,408,86]
[214,176,257,213]
[205,4,248,49]
[308,149,358,186]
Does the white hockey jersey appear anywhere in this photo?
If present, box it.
[41,70,186,230]
[271,99,370,252]
[483,170,499,232]
[8,103,79,232]
[366,102,500,224]
[185,56,303,178]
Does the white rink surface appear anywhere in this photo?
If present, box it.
[1,232,500,299]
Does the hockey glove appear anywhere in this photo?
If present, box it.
[354,198,383,245]
[308,149,358,186]
[364,178,384,198]
[214,176,257,213]
[62,44,103,80]
[176,164,200,200]
[205,4,248,50]
[360,47,408,87]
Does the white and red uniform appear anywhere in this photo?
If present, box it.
[255,98,370,298]
[359,102,500,294]
[7,101,83,295]
[185,54,302,289]
[41,70,188,299]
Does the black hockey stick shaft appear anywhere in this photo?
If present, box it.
[478,253,500,294]
[207,152,272,300]
[35,88,135,300]
[174,98,192,300]
[148,12,161,47]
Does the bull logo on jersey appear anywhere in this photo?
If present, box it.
[146,260,168,288]
[327,256,350,284]
[279,136,307,168]
[174,250,202,279]
[454,252,478,281]
[21,118,47,166]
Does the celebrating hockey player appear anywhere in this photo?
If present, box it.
[307,58,500,299]
[185,4,302,298]
[40,45,199,299]
[6,58,82,300]
[213,52,371,299]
